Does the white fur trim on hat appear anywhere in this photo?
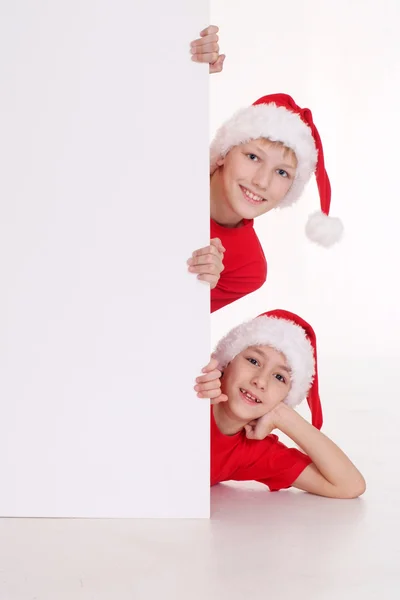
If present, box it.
[213,316,315,408]
[305,211,344,247]
[210,103,318,208]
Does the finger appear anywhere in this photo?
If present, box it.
[210,238,226,253]
[189,264,220,276]
[210,394,228,405]
[195,378,221,391]
[197,274,218,286]
[189,254,222,269]
[196,388,224,399]
[199,25,219,36]
[195,382,221,396]
[188,262,223,277]
[201,357,220,373]
[191,52,219,64]
[196,369,222,383]
[188,254,221,268]
[191,43,219,58]
[190,36,219,49]
[210,54,226,74]
[244,425,255,438]
[192,244,221,258]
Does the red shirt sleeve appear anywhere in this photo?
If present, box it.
[210,219,267,313]
[232,435,313,492]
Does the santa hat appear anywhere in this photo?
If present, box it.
[210,93,343,247]
[213,309,323,429]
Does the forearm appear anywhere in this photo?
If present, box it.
[274,404,365,493]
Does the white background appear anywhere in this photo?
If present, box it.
[210,0,400,423]
[0,1,210,518]
[0,2,400,599]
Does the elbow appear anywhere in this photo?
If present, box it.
[338,475,367,499]
[353,477,367,498]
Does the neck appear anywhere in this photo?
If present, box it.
[210,170,244,228]
[213,402,248,436]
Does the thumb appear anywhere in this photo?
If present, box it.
[215,393,228,404]
[210,54,225,73]
[244,424,254,438]
[211,238,226,253]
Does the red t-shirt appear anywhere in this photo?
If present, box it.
[211,408,312,492]
[210,218,267,313]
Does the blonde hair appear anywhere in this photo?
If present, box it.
[259,137,298,166]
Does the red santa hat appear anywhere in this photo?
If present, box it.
[213,309,323,429]
[210,93,343,247]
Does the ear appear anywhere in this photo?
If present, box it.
[216,156,225,167]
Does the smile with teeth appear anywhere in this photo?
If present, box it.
[240,388,262,404]
[241,186,265,205]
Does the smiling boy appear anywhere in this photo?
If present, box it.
[195,309,365,498]
[188,27,343,312]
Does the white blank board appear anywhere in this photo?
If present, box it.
[0,1,210,518]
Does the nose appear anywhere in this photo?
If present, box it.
[252,164,272,191]
[251,373,267,391]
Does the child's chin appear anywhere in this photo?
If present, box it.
[236,198,266,220]
[231,401,260,421]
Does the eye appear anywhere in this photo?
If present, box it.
[246,153,259,162]
[246,357,260,366]
[275,373,287,384]
[277,169,289,178]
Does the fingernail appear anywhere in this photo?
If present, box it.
[187,258,192,265]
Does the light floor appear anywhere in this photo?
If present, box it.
[0,406,398,600]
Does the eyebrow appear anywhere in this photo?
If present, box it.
[279,163,297,171]
[248,347,291,374]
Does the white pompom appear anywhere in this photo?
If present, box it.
[305,211,344,247]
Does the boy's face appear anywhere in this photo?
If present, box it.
[216,138,297,222]
[221,345,291,422]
